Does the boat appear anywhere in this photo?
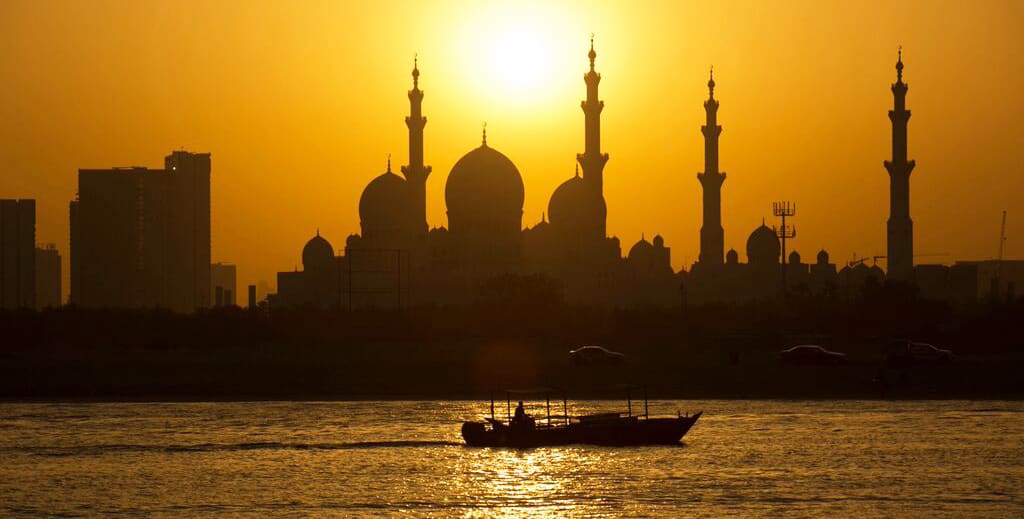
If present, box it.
[461,388,702,448]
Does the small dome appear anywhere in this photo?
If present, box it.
[548,174,605,237]
[302,232,334,270]
[817,249,829,265]
[726,248,739,264]
[345,233,361,249]
[789,250,801,265]
[653,235,665,248]
[445,144,524,221]
[746,223,780,265]
[359,171,412,232]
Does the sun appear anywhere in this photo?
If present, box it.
[492,29,551,94]
[452,4,581,110]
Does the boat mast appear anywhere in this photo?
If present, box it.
[546,392,551,426]
[563,392,569,425]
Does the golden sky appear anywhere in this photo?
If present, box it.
[1,0,1022,296]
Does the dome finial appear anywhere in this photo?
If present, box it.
[542,211,547,223]
[575,163,580,178]
[708,65,716,97]
[316,227,320,237]
[481,121,487,146]
[588,33,597,70]
[412,53,420,87]
[386,153,392,173]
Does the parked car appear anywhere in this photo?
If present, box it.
[779,345,848,366]
[885,340,953,367]
[569,346,626,366]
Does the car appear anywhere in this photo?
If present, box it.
[885,340,953,367]
[569,346,626,366]
[779,345,848,366]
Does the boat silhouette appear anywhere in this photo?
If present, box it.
[461,388,702,448]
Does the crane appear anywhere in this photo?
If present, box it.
[846,253,950,268]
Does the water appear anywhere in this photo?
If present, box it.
[1,400,1022,518]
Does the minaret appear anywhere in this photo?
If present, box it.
[401,55,431,234]
[576,36,609,237]
[698,67,726,265]
[884,48,915,281]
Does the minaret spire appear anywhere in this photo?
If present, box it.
[588,33,596,71]
[577,35,609,238]
[401,54,431,234]
[697,65,726,266]
[885,47,916,281]
[708,65,715,98]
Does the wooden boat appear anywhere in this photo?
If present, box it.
[461,389,702,448]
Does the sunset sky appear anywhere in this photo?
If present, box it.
[1,0,1021,296]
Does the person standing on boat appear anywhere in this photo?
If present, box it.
[512,401,536,430]
[514,401,526,423]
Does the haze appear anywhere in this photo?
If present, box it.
[1,0,1021,296]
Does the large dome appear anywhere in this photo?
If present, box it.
[746,223,780,265]
[628,237,653,260]
[359,171,412,232]
[445,144,524,222]
[302,232,334,270]
[547,173,606,237]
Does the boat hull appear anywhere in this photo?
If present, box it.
[462,412,701,448]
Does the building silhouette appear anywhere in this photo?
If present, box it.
[885,49,916,282]
[34,244,61,309]
[268,45,1014,309]
[0,199,35,309]
[69,151,211,312]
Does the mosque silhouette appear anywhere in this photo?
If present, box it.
[271,41,925,309]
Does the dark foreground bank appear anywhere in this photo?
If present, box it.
[1,299,1022,400]
[2,339,1022,401]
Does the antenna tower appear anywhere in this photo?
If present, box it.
[773,201,797,294]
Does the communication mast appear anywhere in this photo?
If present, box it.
[995,210,1007,300]
[773,201,797,293]
[998,210,1007,262]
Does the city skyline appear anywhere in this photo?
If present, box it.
[1,1,1022,297]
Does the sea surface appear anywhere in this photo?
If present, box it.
[1,400,1022,518]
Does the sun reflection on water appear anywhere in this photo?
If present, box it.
[454,447,588,518]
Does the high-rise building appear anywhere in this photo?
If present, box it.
[698,68,726,266]
[211,262,236,306]
[34,244,61,309]
[69,151,211,312]
[165,151,212,310]
[885,49,916,282]
[0,199,35,309]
